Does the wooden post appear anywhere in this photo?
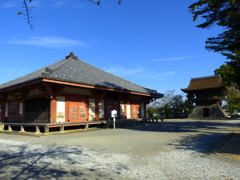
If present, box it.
[143,102,147,118]
[95,98,100,120]
[50,99,57,123]
[124,103,127,119]
[1,94,8,123]
[22,98,26,123]
[65,96,69,123]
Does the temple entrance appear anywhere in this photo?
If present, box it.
[8,101,18,123]
[68,96,87,122]
[203,108,209,118]
[106,100,119,119]
[132,102,141,118]
[25,97,50,123]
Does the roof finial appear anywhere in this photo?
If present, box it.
[66,52,78,60]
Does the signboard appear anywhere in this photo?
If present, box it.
[111,110,117,118]
[111,110,117,129]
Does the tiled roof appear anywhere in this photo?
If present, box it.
[181,75,224,92]
[0,53,163,97]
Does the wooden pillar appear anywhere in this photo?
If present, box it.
[4,102,8,122]
[123,103,127,119]
[0,103,4,123]
[65,96,70,123]
[95,98,100,120]
[143,97,152,117]
[20,91,28,123]
[104,98,108,119]
[16,100,20,123]
[117,99,120,119]
[22,99,26,123]
[40,83,65,123]
[50,98,57,123]
[86,97,89,121]
[143,102,147,118]
[1,94,8,123]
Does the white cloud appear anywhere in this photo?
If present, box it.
[0,1,18,8]
[0,67,15,73]
[6,36,86,48]
[0,0,39,8]
[0,67,29,74]
[0,67,30,84]
[105,66,175,80]
[139,56,192,63]
[105,66,146,76]
[139,71,176,80]
[50,1,67,7]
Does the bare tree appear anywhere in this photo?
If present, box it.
[18,0,124,29]
[20,0,35,30]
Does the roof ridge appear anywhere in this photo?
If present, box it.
[41,58,71,77]
[191,75,220,80]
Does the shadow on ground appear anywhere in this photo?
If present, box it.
[0,145,121,180]
[212,133,240,159]
[127,120,240,156]
[170,132,229,153]
[127,120,240,133]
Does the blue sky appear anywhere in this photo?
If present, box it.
[1,0,226,96]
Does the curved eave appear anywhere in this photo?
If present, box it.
[0,77,163,98]
[181,85,226,93]
[0,78,43,93]
[43,79,163,97]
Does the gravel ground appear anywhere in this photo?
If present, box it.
[0,119,240,180]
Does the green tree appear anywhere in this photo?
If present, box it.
[147,90,192,118]
[183,99,194,114]
[214,64,236,87]
[223,87,240,116]
[147,90,175,118]
[214,64,240,116]
[169,95,184,114]
[146,103,158,117]
[189,0,240,87]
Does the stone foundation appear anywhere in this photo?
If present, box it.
[189,103,227,118]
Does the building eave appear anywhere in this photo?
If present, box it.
[42,79,163,98]
[0,78,163,98]
[181,85,226,93]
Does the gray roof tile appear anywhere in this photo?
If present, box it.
[0,53,163,97]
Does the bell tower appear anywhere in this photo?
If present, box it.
[181,75,227,118]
